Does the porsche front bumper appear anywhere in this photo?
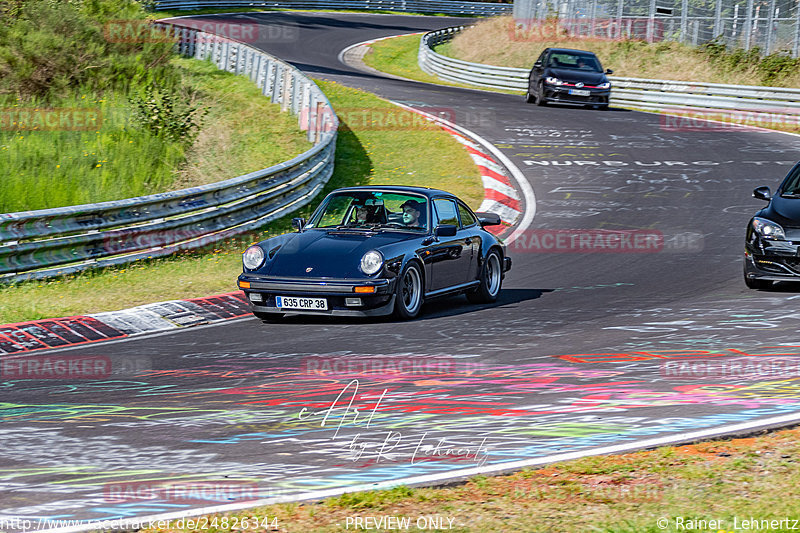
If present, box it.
[237,274,397,316]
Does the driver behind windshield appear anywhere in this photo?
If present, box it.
[400,200,423,227]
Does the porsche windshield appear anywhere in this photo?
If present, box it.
[307,191,429,231]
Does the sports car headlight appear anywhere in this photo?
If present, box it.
[360,250,383,275]
[597,82,610,89]
[243,245,266,270]
[752,217,786,240]
[545,77,564,85]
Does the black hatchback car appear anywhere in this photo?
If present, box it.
[527,48,612,109]
[744,161,800,289]
[237,186,512,321]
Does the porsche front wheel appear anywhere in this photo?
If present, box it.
[394,262,423,320]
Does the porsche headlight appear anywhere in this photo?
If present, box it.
[597,82,611,89]
[243,245,266,270]
[752,217,786,240]
[360,250,383,275]
[545,77,563,85]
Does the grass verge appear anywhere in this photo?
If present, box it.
[365,33,800,135]
[136,425,800,532]
[360,33,519,94]
[444,15,800,87]
[0,79,482,324]
[0,56,311,212]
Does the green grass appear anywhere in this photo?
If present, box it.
[0,79,482,323]
[136,427,800,532]
[443,15,800,88]
[360,33,520,94]
[0,56,311,212]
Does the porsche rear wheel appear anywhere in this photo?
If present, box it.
[394,262,423,320]
[467,250,502,304]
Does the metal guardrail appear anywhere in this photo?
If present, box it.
[419,26,800,117]
[0,22,338,283]
[153,0,512,16]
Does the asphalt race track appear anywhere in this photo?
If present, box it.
[3,11,800,528]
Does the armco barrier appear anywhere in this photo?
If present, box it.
[419,26,800,118]
[0,22,338,284]
[153,0,512,16]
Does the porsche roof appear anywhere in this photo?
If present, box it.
[331,185,458,199]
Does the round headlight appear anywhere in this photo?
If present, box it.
[243,246,265,270]
[360,250,383,275]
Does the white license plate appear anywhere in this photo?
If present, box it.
[569,89,591,96]
[275,296,328,310]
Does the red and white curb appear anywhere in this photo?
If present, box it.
[389,101,535,242]
[339,34,536,242]
[441,125,522,234]
[0,292,250,355]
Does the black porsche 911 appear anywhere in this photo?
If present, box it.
[744,161,800,289]
[237,186,512,321]
[526,48,612,109]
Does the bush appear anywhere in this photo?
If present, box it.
[130,83,206,145]
[0,0,177,101]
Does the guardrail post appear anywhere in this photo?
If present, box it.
[281,69,291,112]
[299,82,311,130]
[222,41,231,71]
[195,31,205,60]
[234,44,242,75]
[262,60,273,96]
[243,48,251,78]
[307,93,318,143]
[291,72,301,115]
[272,64,284,104]
[252,53,262,84]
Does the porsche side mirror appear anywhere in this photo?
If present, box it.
[435,224,458,238]
[606,68,613,74]
[533,61,542,69]
[476,212,501,226]
[753,187,771,201]
[292,217,306,231]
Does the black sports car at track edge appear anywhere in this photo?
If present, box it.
[526,48,612,109]
[744,160,800,289]
[237,186,512,321]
